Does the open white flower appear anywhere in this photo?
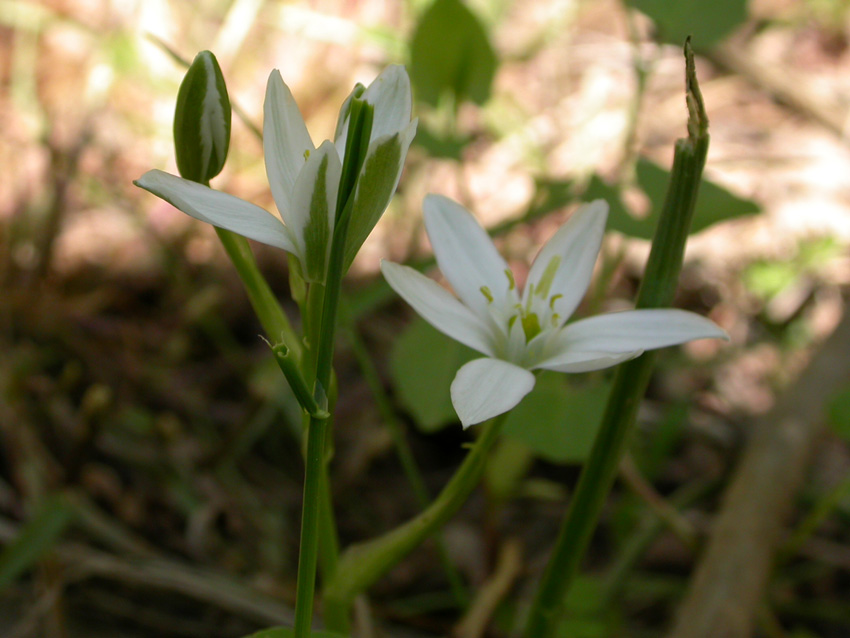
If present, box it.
[382,195,728,428]
[136,65,417,282]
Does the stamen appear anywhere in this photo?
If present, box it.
[504,269,516,291]
[551,313,560,327]
[521,312,541,342]
[535,256,561,298]
[480,286,494,304]
[303,149,311,161]
[549,293,563,310]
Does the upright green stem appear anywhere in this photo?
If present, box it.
[323,413,508,632]
[293,413,331,638]
[523,40,709,638]
[293,96,374,638]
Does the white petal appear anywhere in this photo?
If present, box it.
[451,358,536,428]
[549,308,728,355]
[264,70,315,229]
[363,65,413,141]
[335,66,413,158]
[536,350,641,373]
[423,195,517,320]
[524,200,608,323]
[381,261,495,356]
[290,140,341,281]
[135,170,297,252]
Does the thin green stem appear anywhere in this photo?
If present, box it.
[293,413,331,638]
[214,228,301,360]
[292,96,374,638]
[522,40,709,638]
[323,413,508,631]
[303,282,341,585]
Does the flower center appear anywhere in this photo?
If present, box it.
[480,259,565,348]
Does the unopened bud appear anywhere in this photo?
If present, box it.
[173,50,231,184]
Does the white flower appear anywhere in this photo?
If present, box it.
[136,65,417,282]
[381,195,728,428]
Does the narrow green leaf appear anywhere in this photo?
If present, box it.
[173,50,231,183]
[410,0,497,106]
[0,492,76,590]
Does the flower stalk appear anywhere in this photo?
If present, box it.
[292,95,376,638]
[322,412,509,633]
[522,39,710,638]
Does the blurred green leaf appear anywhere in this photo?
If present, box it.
[743,260,799,300]
[410,0,497,107]
[555,575,619,637]
[0,492,76,590]
[414,124,471,160]
[586,158,760,240]
[389,320,612,457]
[828,384,850,441]
[503,373,611,464]
[526,178,576,220]
[624,0,748,49]
[389,317,477,432]
[744,236,841,301]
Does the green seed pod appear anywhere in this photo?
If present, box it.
[173,51,231,184]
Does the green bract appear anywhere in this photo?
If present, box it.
[173,51,231,184]
[136,65,417,283]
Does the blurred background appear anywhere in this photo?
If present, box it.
[2,0,850,636]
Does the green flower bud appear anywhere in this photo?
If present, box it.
[173,51,231,184]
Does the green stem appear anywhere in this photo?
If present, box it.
[323,413,508,631]
[523,40,709,638]
[293,413,331,638]
[317,460,340,582]
[214,228,301,360]
[292,95,374,638]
